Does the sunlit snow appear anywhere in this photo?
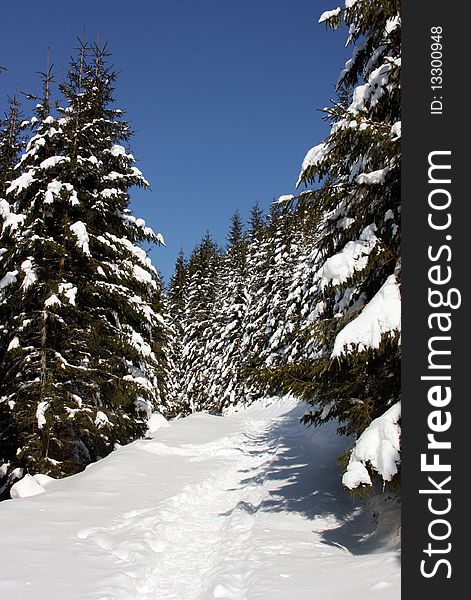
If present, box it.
[0,397,400,600]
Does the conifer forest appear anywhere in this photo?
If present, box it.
[0,2,401,598]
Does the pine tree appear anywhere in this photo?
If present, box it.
[276,200,323,365]
[0,92,25,250]
[0,94,23,191]
[261,0,401,489]
[261,203,300,368]
[166,249,189,413]
[179,233,221,412]
[239,203,270,398]
[241,202,298,382]
[0,41,169,495]
[208,211,249,412]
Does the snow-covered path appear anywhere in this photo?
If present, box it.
[0,398,400,600]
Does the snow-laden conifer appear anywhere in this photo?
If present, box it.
[262,0,401,489]
[0,42,169,495]
[207,211,249,412]
[166,249,189,413]
[0,92,25,252]
[179,233,220,412]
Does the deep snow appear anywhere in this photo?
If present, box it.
[0,397,400,600]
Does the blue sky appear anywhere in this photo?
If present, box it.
[0,0,350,282]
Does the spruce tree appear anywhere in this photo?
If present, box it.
[0,93,23,192]
[0,42,169,495]
[242,203,298,380]
[166,249,189,413]
[239,203,270,398]
[208,211,249,412]
[0,92,25,249]
[262,0,401,489]
[179,233,220,412]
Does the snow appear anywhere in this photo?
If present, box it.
[348,57,398,114]
[0,198,9,219]
[319,224,378,288]
[0,199,26,232]
[121,212,158,238]
[44,180,63,203]
[104,171,123,181]
[10,474,46,499]
[385,16,401,34]
[0,270,18,291]
[45,294,61,307]
[36,401,49,429]
[356,168,389,185]
[390,121,401,140]
[319,7,341,23]
[342,402,401,489]
[102,233,157,272]
[296,142,329,187]
[126,327,155,358]
[21,258,38,290]
[130,166,150,186]
[131,263,155,287]
[95,411,111,428]
[109,144,133,160]
[274,194,294,204]
[101,187,119,198]
[70,221,91,255]
[7,336,20,351]
[111,144,126,156]
[40,156,70,170]
[332,275,401,356]
[0,397,400,600]
[6,169,36,195]
[332,274,401,356]
[147,412,170,433]
[350,84,369,112]
[44,181,78,205]
[60,283,78,305]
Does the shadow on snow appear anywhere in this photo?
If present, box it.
[222,402,399,556]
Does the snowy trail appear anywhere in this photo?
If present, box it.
[0,398,400,600]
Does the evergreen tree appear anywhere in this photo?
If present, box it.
[260,203,299,368]
[239,203,270,398]
[166,249,189,413]
[179,233,220,412]
[208,211,249,412]
[263,0,401,489]
[0,93,23,192]
[276,200,323,364]
[0,92,26,250]
[242,203,298,382]
[0,42,169,495]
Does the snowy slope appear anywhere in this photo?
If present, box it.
[0,397,400,600]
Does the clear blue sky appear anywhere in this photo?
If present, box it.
[0,0,349,282]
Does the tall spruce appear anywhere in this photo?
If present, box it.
[242,203,298,380]
[262,0,401,489]
[166,249,189,413]
[239,203,271,398]
[179,233,220,412]
[208,211,248,412]
[0,92,25,249]
[0,42,169,496]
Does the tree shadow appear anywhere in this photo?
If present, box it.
[223,403,400,555]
